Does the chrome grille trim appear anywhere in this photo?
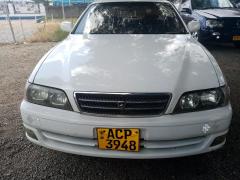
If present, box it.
[74,92,171,117]
[78,98,168,104]
[80,105,165,110]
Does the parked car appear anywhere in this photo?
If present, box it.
[231,0,240,8]
[180,0,240,47]
[20,0,232,159]
[168,0,196,23]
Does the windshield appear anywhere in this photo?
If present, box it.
[73,2,187,34]
[191,0,234,10]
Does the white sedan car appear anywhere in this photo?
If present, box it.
[21,0,232,159]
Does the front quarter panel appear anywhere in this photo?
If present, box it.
[200,45,226,86]
[28,45,59,83]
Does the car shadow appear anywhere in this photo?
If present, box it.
[45,147,230,179]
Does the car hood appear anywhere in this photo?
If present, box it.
[33,34,219,94]
[195,8,240,19]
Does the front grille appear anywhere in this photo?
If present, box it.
[223,18,240,33]
[74,92,171,116]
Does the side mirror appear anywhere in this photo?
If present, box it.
[60,21,73,32]
[188,20,200,33]
[181,8,192,14]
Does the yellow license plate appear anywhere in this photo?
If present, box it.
[97,128,140,152]
[233,36,240,41]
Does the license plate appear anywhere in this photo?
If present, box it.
[233,36,240,41]
[97,128,140,152]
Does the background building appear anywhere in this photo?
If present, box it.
[0,0,45,19]
[51,0,92,6]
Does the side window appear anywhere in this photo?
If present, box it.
[182,0,191,8]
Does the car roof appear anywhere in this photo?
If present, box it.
[94,0,170,3]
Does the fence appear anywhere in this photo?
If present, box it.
[45,5,87,19]
[0,2,87,44]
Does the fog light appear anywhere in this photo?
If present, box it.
[212,32,220,36]
[25,127,38,140]
[212,32,221,40]
[211,135,226,147]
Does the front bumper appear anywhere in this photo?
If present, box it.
[199,29,240,43]
[20,100,232,159]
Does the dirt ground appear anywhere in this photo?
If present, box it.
[0,42,240,180]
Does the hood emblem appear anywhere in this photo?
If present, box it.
[117,101,126,110]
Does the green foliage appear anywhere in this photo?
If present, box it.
[28,22,69,42]
[52,28,69,42]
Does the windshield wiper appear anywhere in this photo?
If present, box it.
[199,6,232,10]
[218,7,234,9]
[200,7,219,9]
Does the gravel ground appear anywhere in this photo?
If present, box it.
[0,42,240,180]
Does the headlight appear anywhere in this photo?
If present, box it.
[174,86,229,113]
[26,84,73,111]
[206,20,224,28]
